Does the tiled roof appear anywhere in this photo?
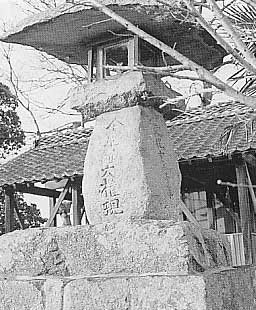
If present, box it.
[168,101,256,160]
[0,128,92,187]
[0,101,256,187]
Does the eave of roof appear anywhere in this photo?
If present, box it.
[0,128,92,187]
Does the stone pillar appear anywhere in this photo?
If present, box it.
[83,106,182,225]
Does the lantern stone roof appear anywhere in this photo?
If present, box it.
[0,101,255,187]
[68,71,186,120]
[0,0,225,69]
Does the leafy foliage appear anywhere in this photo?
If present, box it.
[225,2,256,96]
[0,82,25,158]
[0,190,47,235]
[0,82,45,234]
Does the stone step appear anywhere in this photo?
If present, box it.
[0,266,254,310]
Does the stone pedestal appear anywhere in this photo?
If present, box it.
[0,222,230,277]
[83,106,181,225]
[0,223,250,310]
[0,106,252,309]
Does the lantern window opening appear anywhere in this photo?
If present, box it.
[86,35,166,83]
[96,37,138,80]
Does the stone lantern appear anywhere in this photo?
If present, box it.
[1,0,226,224]
[0,2,243,310]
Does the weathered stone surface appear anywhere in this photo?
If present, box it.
[83,106,183,225]
[0,279,45,310]
[0,267,254,310]
[204,267,255,309]
[70,71,184,120]
[0,221,230,277]
[62,268,256,310]
[44,279,64,310]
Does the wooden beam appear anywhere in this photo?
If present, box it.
[45,180,71,227]
[15,184,72,200]
[4,187,15,233]
[45,178,70,190]
[14,204,24,230]
[49,197,57,227]
[236,164,252,265]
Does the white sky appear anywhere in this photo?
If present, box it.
[0,0,81,134]
[0,1,81,219]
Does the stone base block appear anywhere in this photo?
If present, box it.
[63,268,255,310]
[0,278,64,310]
[0,267,255,310]
[0,221,230,277]
[0,279,45,310]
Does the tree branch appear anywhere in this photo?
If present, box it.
[104,64,190,74]
[159,88,220,108]
[1,45,41,135]
[182,0,256,75]
[85,0,256,107]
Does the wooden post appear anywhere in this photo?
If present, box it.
[128,36,139,66]
[236,163,252,264]
[87,49,93,83]
[4,187,15,233]
[72,181,81,226]
[49,197,57,227]
[206,190,216,230]
[96,47,104,80]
